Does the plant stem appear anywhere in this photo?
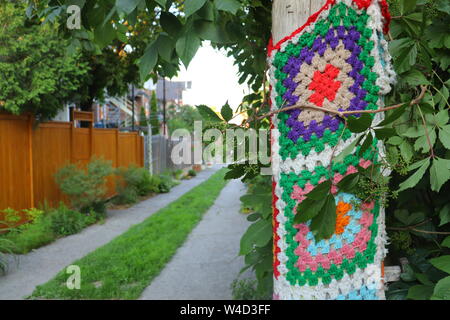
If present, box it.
[417,105,435,158]
[256,86,427,121]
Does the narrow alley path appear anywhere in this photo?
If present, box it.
[0,166,222,300]
[139,179,250,300]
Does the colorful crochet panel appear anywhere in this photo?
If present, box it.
[269,0,396,300]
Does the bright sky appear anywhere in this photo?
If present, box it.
[173,42,249,112]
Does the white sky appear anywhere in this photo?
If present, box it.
[172,42,249,112]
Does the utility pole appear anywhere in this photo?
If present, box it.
[131,84,135,131]
[162,77,167,137]
[271,0,392,300]
[147,101,153,175]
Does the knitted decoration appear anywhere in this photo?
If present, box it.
[269,0,396,300]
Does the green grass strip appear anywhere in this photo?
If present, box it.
[30,168,228,300]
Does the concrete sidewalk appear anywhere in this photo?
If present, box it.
[0,166,222,300]
[139,178,250,300]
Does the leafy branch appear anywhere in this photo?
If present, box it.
[256,85,428,121]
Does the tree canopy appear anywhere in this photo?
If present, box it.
[0,1,89,120]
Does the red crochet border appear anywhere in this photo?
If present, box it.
[267,0,391,56]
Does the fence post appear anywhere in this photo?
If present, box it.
[28,114,35,208]
[147,123,153,175]
[116,129,120,168]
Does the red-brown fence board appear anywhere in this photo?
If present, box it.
[0,113,144,223]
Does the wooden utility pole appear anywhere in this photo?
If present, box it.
[272,0,326,44]
[270,0,396,300]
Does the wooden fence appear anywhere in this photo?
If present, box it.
[0,113,144,219]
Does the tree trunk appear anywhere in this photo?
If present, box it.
[270,0,396,300]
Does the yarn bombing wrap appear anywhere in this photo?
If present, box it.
[269,0,396,300]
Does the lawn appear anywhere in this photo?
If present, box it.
[30,168,228,299]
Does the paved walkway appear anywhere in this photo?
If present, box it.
[140,178,251,300]
[0,166,222,300]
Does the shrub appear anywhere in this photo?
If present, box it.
[3,208,20,224]
[115,166,160,204]
[188,169,197,177]
[231,278,271,300]
[0,232,15,274]
[55,157,113,213]
[2,217,54,254]
[172,169,184,180]
[2,208,45,227]
[0,208,52,254]
[157,173,179,193]
[0,203,104,255]
[48,203,97,236]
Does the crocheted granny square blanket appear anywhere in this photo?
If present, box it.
[269,0,396,300]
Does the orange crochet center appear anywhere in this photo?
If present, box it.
[335,201,352,234]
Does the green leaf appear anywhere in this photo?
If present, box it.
[294,197,326,224]
[414,129,436,153]
[399,0,417,15]
[176,32,201,67]
[441,236,450,248]
[435,110,449,128]
[374,128,396,140]
[431,276,450,300]
[154,0,167,8]
[395,43,418,73]
[425,18,450,49]
[429,256,450,274]
[221,102,233,122]
[160,12,182,37]
[401,264,418,282]
[240,194,271,217]
[389,38,414,57]
[196,105,222,122]
[214,0,241,14]
[379,104,407,126]
[239,219,272,255]
[438,86,450,108]
[197,1,214,20]
[333,137,360,163]
[436,0,450,14]
[430,157,450,192]
[305,180,331,200]
[415,273,433,286]
[407,285,434,300]
[439,125,450,150]
[139,41,158,82]
[387,136,403,145]
[116,0,141,14]
[440,204,450,227]
[359,132,373,155]
[394,209,425,226]
[399,140,414,163]
[403,69,430,86]
[184,0,207,17]
[346,114,372,133]
[193,19,229,43]
[398,158,430,192]
[403,126,425,138]
[224,165,245,179]
[246,213,260,222]
[310,194,336,241]
[337,173,359,193]
[156,34,174,61]
[94,21,116,48]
